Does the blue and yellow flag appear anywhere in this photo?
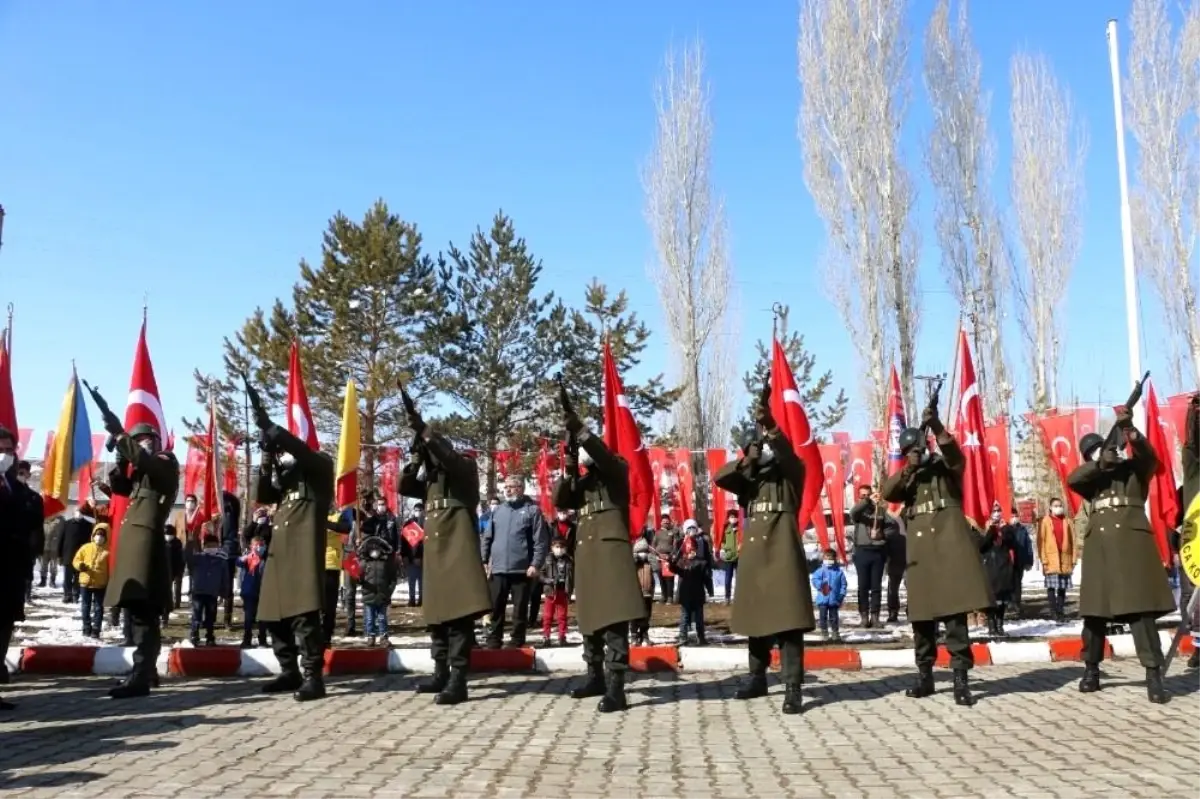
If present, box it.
[41,367,93,517]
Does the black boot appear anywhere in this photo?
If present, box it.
[781,682,803,714]
[262,670,303,694]
[570,665,605,699]
[1078,664,1101,693]
[435,669,468,705]
[734,674,768,700]
[905,666,935,698]
[294,670,326,702]
[240,633,253,649]
[415,663,449,694]
[952,669,974,706]
[859,606,871,628]
[1145,667,1168,704]
[995,616,1006,637]
[1188,650,1199,669]
[597,670,628,713]
[108,673,152,699]
[885,612,898,624]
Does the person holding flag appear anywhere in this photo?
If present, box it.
[881,402,992,708]
[712,379,814,715]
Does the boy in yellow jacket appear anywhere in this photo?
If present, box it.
[72,523,111,639]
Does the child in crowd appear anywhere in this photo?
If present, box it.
[165,523,186,614]
[72,523,110,639]
[541,535,574,647]
[631,534,655,646]
[672,520,711,646]
[189,529,230,646]
[811,548,847,642]
[238,536,269,649]
[358,536,398,647]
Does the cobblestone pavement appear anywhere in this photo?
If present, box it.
[0,661,1194,799]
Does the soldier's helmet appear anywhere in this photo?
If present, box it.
[897,427,924,454]
[129,423,159,440]
[1079,433,1105,460]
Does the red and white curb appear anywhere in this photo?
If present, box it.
[3,632,1193,678]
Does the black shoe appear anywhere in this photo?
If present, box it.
[885,614,898,624]
[435,670,468,705]
[294,674,326,702]
[540,636,551,648]
[416,665,449,695]
[734,675,768,700]
[905,668,935,699]
[108,681,151,699]
[82,627,94,639]
[189,634,200,647]
[240,636,252,650]
[558,636,568,647]
[407,599,416,608]
[696,634,708,647]
[1188,650,1199,670]
[781,682,803,714]
[37,579,46,588]
[346,626,358,638]
[258,636,269,648]
[1145,667,1168,704]
[205,635,216,647]
[597,670,628,713]
[571,667,605,699]
[1078,665,1101,693]
[952,670,974,707]
[262,672,303,694]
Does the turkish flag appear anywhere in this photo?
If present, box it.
[402,520,425,549]
[183,437,206,496]
[536,439,555,519]
[287,341,318,450]
[201,398,221,521]
[818,443,848,562]
[1073,406,1100,440]
[984,418,1012,516]
[379,446,401,513]
[223,438,240,493]
[1027,410,1083,515]
[768,337,828,551]
[1138,382,1177,565]
[16,427,31,460]
[847,441,875,492]
[647,447,669,523]
[706,448,732,551]
[951,328,995,528]
[602,341,653,539]
[673,448,694,522]
[0,332,16,433]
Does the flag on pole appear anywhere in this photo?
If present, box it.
[601,340,653,539]
[0,323,16,433]
[287,341,319,450]
[201,394,222,520]
[884,364,907,477]
[1139,380,1177,566]
[335,379,360,510]
[951,328,995,528]
[41,367,93,517]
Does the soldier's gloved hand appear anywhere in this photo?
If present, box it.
[564,411,584,435]
[921,406,943,433]
[1114,405,1133,429]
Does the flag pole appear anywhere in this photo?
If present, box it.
[4,303,12,351]
[243,383,252,528]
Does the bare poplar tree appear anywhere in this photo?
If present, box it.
[1008,52,1088,411]
[1124,0,1200,389]
[642,39,738,451]
[923,0,1011,420]
[798,0,921,424]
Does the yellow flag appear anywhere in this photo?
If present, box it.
[335,379,360,509]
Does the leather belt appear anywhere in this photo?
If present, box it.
[910,499,961,516]
[1093,496,1134,511]
[579,501,614,518]
[750,501,792,516]
[426,498,464,511]
[131,490,169,507]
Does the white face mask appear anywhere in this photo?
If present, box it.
[374,505,387,515]
[185,502,197,512]
[138,440,155,454]
[990,512,1001,523]
[1051,506,1064,517]
[823,559,835,567]
[93,536,105,545]
[0,453,13,473]
[758,444,775,464]
[552,547,565,558]
[278,452,296,467]
[16,474,28,484]
[164,534,174,541]
[578,449,594,467]
[556,512,568,521]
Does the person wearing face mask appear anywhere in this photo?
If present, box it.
[541,535,574,646]
[163,523,186,620]
[95,417,179,700]
[399,396,491,707]
[480,473,550,649]
[848,485,894,628]
[179,493,207,592]
[249,397,335,702]
[552,508,578,557]
[16,462,40,604]
[242,506,274,550]
[978,505,1018,638]
[237,536,269,648]
[1036,498,1076,624]
[0,426,39,708]
[1067,411,1176,704]
[880,407,992,708]
[72,523,111,639]
[59,501,96,605]
[712,386,814,716]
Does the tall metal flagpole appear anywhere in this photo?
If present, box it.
[1106,20,1146,432]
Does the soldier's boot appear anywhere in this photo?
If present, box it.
[1078,664,1101,693]
[570,665,606,699]
[995,616,1007,637]
[734,674,768,700]
[435,670,468,706]
[415,662,450,695]
[596,670,628,713]
[293,670,326,702]
[108,674,152,700]
[951,670,974,707]
[905,666,935,699]
[262,669,303,694]
[1145,667,1168,705]
[780,682,803,715]
[1188,650,1199,670]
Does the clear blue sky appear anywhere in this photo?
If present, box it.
[0,0,1179,452]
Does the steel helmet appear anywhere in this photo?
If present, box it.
[128,423,159,440]
[898,427,924,454]
[1079,433,1105,460]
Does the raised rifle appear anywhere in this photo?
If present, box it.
[1102,371,1151,449]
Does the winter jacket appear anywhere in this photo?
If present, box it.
[1036,515,1076,576]
[810,563,848,608]
[671,534,712,607]
[719,523,739,563]
[221,492,242,558]
[238,549,266,601]
[979,524,1017,602]
[71,541,110,589]
[849,499,896,550]
[481,496,549,574]
[632,537,654,597]
[358,538,398,606]
[364,512,400,552]
[44,517,66,558]
[652,527,677,573]
[166,535,186,579]
[1009,522,1034,571]
[189,549,231,598]
[541,551,574,591]
[59,516,92,564]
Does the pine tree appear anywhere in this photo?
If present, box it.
[427,212,561,497]
[731,305,848,446]
[552,279,680,434]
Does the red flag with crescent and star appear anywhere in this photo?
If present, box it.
[287,341,319,450]
[818,443,848,562]
[847,440,875,492]
[1130,381,1176,565]
[673,448,694,522]
[1026,410,1084,515]
[951,328,995,529]
[602,340,653,540]
[646,447,669,524]
[768,337,829,550]
[984,418,1012,516]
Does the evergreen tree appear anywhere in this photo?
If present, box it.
[551,279,680,434]
[427,212,561,497]
[731,305,849,446]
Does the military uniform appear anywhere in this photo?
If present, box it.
[1067,425,1175,701]
[551,429,645,713]
[399,430,490,705]
[713,425,814,713]
[881,430,991,705]
[0,441,39,710]
[254,424,333,701]
[104,431,179,696]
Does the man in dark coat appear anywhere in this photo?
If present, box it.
[100,420,179,699]
[59,504,94,604]
[398,392,490,706]
[1067,405,1176,704]
[712,390,814,715]
[881,406,992,708]
[849,485,891,627]
[0,428,38,707]
[252,413,333,702]
[220,490,242,628]
[551,404,646,714]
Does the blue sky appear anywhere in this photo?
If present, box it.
[0,0,1182,452]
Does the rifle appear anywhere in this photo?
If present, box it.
[923,376,945,433]
[1102,371,1151,449]
[81,380,123,449]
